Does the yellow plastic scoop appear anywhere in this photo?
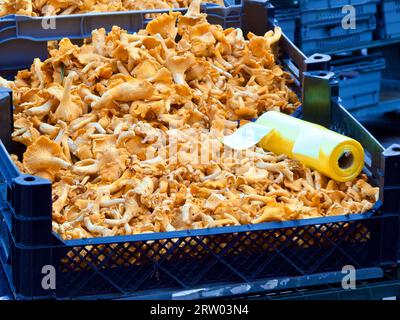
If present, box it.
[222,111,364,182]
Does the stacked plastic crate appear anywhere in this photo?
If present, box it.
[275,8,298,42]
[379,0,400,39]
[271,0,390,117]
[331,53,386,118]
[268,0,298,43]
[298,0,379,54]
[0,0,243,72]
[271,0,379,54]
[269,0,297,43]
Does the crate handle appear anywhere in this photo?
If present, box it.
[0,88,13,153]
[381,144,400,214]
[302,72,386,192]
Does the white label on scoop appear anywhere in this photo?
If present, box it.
[222,123,273,150]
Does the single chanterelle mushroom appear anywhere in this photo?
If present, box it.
[145,12,180,39]
[23,136,71,181]
[53,71,83,122]
[12,118,40,147]
[165,52,196,85]
[93,79,154,109]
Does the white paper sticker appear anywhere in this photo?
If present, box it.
[222,123,273,150]
[292,127,322,159]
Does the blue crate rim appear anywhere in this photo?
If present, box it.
[0,160,384,248]
[0,0,242,21]
[60,203,382,247]
[301,13,376,29]
[299,0,379,12]
[301,30,373,53]
[332,59,386,74]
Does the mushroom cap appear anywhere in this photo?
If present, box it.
[23,136,71,180]
[53,71,84,122]
[12,118,41,147]
[133,60,161,80]
[165,52,196,85]
[93,79,155,109]
[146,12,180,40]
[165,52,196,75]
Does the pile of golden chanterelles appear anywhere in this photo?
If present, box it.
[0,0,224,16]
[2,2,378,240]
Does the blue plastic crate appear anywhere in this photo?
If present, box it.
[232,268,400,300]
[0,0,242,70]
[292,0,378,54]
[1,70,400,299]
[331,54,386,111]
[301,14,376,40]
[353,79,400,118]
[300,1,378,24]
[0,0,242,40]
[379,0,400,39]
[275,9,298,42]
[1,2,400,300]
[301,30,374,54]
[272,0,373,10]
[299,0,377,11]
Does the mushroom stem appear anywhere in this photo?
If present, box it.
[100,198,125,207]
[54,122,67,144]
[25,100,53,117]
[117,61,130,75]
[83,217,112,236]
[41,157,71,169]
[186,0,201,17]
[61,72,75,103]
[67,138,77,153]
[69,114,97,132]
[211,65,233,78]
[72,160,100,175]
[165,53,196,85]
[33,58,45,89]
[87,122,106,134]
[12,128,26,136]
[214,47,233,70]
[54,71,82,122]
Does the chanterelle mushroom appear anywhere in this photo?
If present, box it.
[165,52,196,85]
[93,79,154,109]
[145,12,180,40]
[12,118,40,147]
[23,136,71,181]
[53,71,84,122]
